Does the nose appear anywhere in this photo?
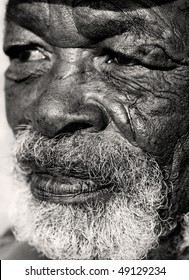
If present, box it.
[25,93,108,138]
[25,48,109,137]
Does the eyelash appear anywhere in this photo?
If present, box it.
[106,52,138,66]
[103,48,177,71]
[5,44,47,62]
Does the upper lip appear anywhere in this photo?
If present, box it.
[31,172,112,204]
[35,171,90,180]
[31,172,112,197]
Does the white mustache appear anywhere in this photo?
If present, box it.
[14,126,162,191]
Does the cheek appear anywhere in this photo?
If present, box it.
[5,80,38,130]
[113,70,189,157]
[125,97,189,158]
[88,80,189,160]
[130,108,186,156]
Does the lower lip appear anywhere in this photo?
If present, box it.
[30,173,111,204]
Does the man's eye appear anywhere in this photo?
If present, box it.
[106,51,137,66]
[6,45,46,62]
[19,49,45,62]
[104,47,178,70]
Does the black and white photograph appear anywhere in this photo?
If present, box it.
[1,0,189,261]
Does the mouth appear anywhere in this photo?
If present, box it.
[31,173,112,204]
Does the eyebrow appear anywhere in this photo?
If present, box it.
[6,0,177,16]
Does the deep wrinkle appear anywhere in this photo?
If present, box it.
[3,0,189,260]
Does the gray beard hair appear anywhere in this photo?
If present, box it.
[10,126,173,260]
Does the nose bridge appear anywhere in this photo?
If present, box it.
[56,48,84,80]
[39,48,85,110]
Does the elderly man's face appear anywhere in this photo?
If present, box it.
[4,0,189,259]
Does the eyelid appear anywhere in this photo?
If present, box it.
[5,44,51,61]
[104,47,178,70]
[104,48,141,67]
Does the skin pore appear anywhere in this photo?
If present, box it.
[3,0,189,259]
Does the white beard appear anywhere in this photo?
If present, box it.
[10,128,171,260]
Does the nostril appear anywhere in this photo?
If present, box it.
[28,98,109,137]
[60,122,93,135]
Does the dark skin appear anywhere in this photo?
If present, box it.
[3,0,189,259]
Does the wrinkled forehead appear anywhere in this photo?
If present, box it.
[6,0,177,9]
[5,0,188,47]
